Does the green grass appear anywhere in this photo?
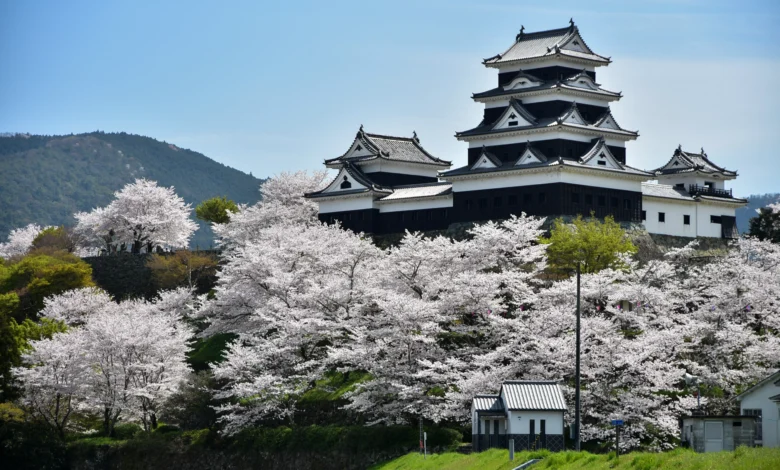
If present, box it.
[371,447,780,470]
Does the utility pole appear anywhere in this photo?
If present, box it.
[575,261,581,452]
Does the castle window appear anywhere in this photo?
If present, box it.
[711,215,722,224]
[611,197,618,207]
[585,194,593,204]
[571,193,580,204]
[623,199,631,210]
[494,196,502,207]
[523,193,532,204]
[478,198,488,209]
[597,160,606,166]
[508,194,518,206]
[659,212,666,223]
[465,200,473,210]
[641,210,646,221]
[684,215,691,225]
[598,195,606,206]
[340,176,352,189]
[538,192,546,203]
[508,121,518,126]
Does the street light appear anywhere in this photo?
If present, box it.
[575,261,581,451]
[684,373,702,412]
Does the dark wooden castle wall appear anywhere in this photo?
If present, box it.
[466,140,626,166]
[321,183,642,235]
[482,101,607,124]
[498,66,595,86]
[362,172,438,186]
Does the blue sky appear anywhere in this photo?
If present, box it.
[2,0,779,195]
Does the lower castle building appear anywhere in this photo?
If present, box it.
[305,22,746,238]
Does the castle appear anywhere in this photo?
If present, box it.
[305,21,746,239]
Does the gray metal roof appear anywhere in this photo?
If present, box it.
[377,182,452,202]
[326,128,451,167]
[641,183,695,201]
[473,394,504,412]
[500,381,567,410]
[653,147,737,177]
[484,24,609,66]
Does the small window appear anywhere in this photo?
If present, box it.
[733,421,742,427]
[340,176,352,189]
[623,199,631,210]
[597,160,607,166]
[494,196,502,207]
[478,198,488,209]
[744,409,762,440]
[508,121,518,127]
[585,194,593,204]
[538,192,546,203]
[711,215,722,224]
[465,200,473,210]
[674,183,684,189]
[508,194,518,205]
[684,215,691,225]
[523,193,533,204]
[705,181,714,189]
[641,210,647,221]
[571,193,580,203]
[659,212,666,223]
[598,195,606,206]
[611,197,618,207]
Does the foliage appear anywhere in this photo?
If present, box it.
[195,196,239,225]
[0,401,25,422]
[0,249,94,321]
[187,333,236,372]
[0,132,265,249]
[147,250,218,293]
[31,226,80,253]
[111,422,142,440]
[748,207,780,243]
[541,214,637,276]
[372,447,780,470]
[0,419,68,470]
[735,192,780,234]
[74,178,198,253]
[159,372,219,431]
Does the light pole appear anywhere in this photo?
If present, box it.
[684,373,701,412]
[575,261,581,451]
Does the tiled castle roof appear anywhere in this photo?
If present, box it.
[325,127,451,167]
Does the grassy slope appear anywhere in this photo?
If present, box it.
[371,447,780,470]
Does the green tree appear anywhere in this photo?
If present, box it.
[195,196,239,225]
[31,226,80,253]
[146,250,218,293]
[748,207,780,243]
[540,214,637,277]
[0,250,93,321]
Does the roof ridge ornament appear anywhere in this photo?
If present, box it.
[700,147,706,156]
[516,25,525,42]
[413,131,420,143]
[570,18,575,28]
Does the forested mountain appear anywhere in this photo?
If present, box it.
[736,192,780,235]
[0,132,264,248]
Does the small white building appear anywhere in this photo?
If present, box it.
[471,380,567,452]
[642,146,746,238]
[735,370,780,448]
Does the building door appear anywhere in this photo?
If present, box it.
[540,419,547,449]
[704,421,724,452]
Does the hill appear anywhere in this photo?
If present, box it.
[736,192,780,235]
[0,132,264,248]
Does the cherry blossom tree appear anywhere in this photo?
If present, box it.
[212,170,327,249]
[74,179,197,253]
[16,288,195,435]
[0,223,50,259]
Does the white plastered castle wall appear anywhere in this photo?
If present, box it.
[378,196,453,213]
[317,196,376,214]
[641,198,698,238]
[449,168,643,193]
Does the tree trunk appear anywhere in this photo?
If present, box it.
[150,413,158,430]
